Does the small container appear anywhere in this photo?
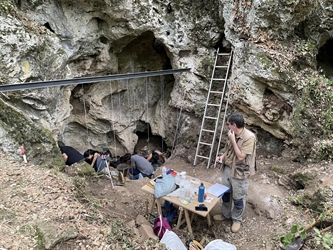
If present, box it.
[162,164,167,176]
[179,178,191,204]
[198,183,205,202]
[179,185,185,203]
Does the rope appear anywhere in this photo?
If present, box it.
[52,86,61,140]
[127,78,132,144]
[131,58,137,152]
[82,84,90,149]
[146,77,149,149]
[109,81,117,154]
[160,75,164,152]
[118,80,121,122]
[172,80,186,152]
[133,83,137,137]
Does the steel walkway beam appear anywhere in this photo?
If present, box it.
[0,68,191,92]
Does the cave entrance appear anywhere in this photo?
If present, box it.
[134,123,168,157]
[317,38,333,79]
[214,34,232,53]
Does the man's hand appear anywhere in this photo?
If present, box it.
[228,130,236,142]
[216,155,224,163]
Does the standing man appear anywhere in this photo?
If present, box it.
[213,113,256,233]
[59,145,85,166]
[123,153,154,180]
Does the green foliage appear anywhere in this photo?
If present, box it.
[298,40,317,58]
[296,75,333,138]
[314,228,333,250]
[72,177,87,198]
[291,172,316,190]
[0,0,16,15]
[280,208,333,248]
[304,76,333,133]
[280,223,307,247]
[270,166,286,174]
[107,218,139,249]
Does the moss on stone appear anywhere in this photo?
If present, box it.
[0,99,64,169]
[36,221,78,249]
[64,162,95,177]
[270,166,286,174]
[291,172,316,189]
[257,52,274,70]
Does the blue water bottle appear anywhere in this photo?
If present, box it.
[198,183,205,202]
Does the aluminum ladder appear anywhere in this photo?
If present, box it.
[194,48,233,168]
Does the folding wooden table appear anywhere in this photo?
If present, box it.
[141,174,220,233]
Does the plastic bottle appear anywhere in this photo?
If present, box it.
[162,164,167,176]
[184,184,191,203]
[198,183,205,202]
[179,184,185,203]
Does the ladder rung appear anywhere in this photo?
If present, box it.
[199,142,212,146]
[212,78,226,81]
[196,155,210,160]
[215,66,228,68]
[207,103,220,107]
[202,129,215,133]
[204,116,218,120]
[210,91,223,94]
[218,53,230,56]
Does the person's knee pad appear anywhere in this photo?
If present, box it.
[234,198,243,210]
[222,192,231,203]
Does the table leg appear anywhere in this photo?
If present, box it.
[176,207,183,229]
[207,212,211,227]
[149,196,162,215]
[149,197,155,215]
[156,198,162,215]
[184,209,192,233]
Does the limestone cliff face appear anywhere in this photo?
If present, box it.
[0,0,332,164]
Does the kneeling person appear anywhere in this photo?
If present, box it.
[84,149,111,172]
[123,153,154,180]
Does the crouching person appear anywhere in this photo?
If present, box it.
[84,149,111,173]
[123,153,154,180]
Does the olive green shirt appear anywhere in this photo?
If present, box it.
[222,127,256,174]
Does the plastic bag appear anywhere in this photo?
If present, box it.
[154,174,176,198]
[204,239,237,250]
[160,229,187,250]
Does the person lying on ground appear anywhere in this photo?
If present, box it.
[84,149,112,172]
[146,149,166,170]
[59,145,85,166]
[123,153,154,180]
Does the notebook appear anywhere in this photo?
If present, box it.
[207,183,230,198]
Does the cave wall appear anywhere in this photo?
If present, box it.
[0,0,333,164]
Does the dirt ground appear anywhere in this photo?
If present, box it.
[0,144,330,250]
[79,153,316,250]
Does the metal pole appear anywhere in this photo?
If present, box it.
[0,68,191,92]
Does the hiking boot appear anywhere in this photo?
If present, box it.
[213,214,229,221]
[231,222,241,233]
